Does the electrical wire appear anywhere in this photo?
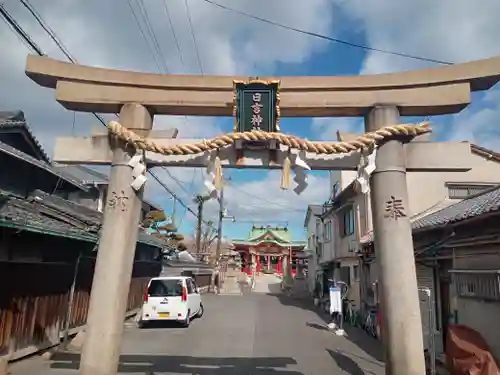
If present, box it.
[0,3,43,55]
[200,0,454,66]
[126,0,163,73]
[156,0,206,202]
[163,0,187,70]
[228,184,304,212]
[135,0,170,73]
[11,1,208,228]
[149,170,216,229]
[20,0,76,62]
[127,0,203,205]
[184,0,204,74]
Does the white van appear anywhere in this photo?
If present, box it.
[138,276,204,328]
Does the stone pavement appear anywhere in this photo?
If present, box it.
[252,274,282,294]
[10,292,385,375]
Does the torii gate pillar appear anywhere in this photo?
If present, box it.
[366,106,425,375]
[79,104,153,375]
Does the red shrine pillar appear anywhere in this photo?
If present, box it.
[277,256,282,274]
[256,254,260,274]
[243,252,250,275]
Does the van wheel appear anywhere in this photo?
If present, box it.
[196,303,204,318]
[181,311,191,327]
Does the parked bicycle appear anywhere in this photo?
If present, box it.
[363,307,378,338]
[344,299,361,327]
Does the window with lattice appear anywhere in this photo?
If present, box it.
[450,270,500,301]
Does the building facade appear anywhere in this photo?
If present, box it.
[304,205,323,293]
[57,164,162,222]
[304,137,500,358]
[232,226,305,276]
[0,110,164,361]
[394,185,500,358]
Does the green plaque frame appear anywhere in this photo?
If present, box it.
[232,79,281,133]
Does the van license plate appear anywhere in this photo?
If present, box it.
[158,312,169,318]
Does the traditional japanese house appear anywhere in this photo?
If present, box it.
[0,110,165,362]
[232,226,305,276]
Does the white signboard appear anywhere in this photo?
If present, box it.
[329,286,342,314]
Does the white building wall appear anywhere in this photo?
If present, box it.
[305,210,321,293]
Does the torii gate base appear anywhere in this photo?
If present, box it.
[25,55,500,375]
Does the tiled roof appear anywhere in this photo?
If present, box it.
[361,185,500,244]
[0,140,87,191]
[0,194,97,242]
[55,165,162,211]
[31,190,102,226]
[0,111,51,163]
[470,143,500,163]
[248,226,292,242]
[0,190,165,248]
[56,165,109,185]
[412,185,500,231]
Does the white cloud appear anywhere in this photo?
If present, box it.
[311,118,363,140]
[3,0,500,237]
[337,0,500,74]
[335,0,500,147]
[0,0,335,233]
[445,89,500,149]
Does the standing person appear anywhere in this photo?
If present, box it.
[214,272,220,294]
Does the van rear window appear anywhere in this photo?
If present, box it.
[148,279,183,297]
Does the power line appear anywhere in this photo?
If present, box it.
[228,185,304,212]
[162,168,193,197]
[158,0,206,203]
[10,1,206,228]
[0,3,43,55]
[165,173,304,213]
[128,0,203,204]
[200,0,454,66]
[126,0,163,73]
[20,0,75,62]
[184,0,204,74]
[149,170,198,219]
[135,0,170,73]
[162,0,187,70]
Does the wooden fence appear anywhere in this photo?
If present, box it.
[0,258,160,360]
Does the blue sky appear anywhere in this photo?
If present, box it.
[1,0,499,244]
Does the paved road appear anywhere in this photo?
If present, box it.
[10,291,385,375]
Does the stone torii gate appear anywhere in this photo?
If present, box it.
[25,55,500,375]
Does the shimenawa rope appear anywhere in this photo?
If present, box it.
[107,120,431,190]
[108,120,431,156]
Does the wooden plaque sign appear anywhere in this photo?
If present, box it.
[233,79,280,134]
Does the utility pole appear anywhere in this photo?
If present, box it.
[195,196,204,252]
[215,186,224,262]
